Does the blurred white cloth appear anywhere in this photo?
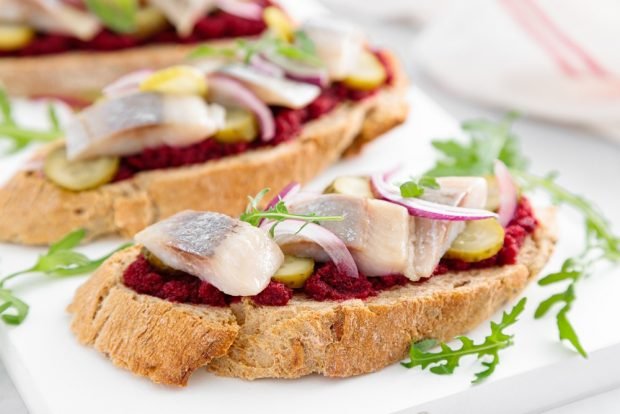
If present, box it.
[324,0,620,143]
[414,0,620,143]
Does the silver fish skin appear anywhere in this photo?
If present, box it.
[406,177,488,280]
[135,211,284,296]
[288,194,410,276]
[65,92,225,160]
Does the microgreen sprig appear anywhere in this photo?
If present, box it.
[425,114,620,357]
[240,188,343,235]
[0,229,132,326]
[0,87,63,154]
[189,30,323,67]
[403,298,526,383]
[399,176,439,198]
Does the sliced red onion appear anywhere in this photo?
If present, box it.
[207,74,276,141]
[494,160,518,227]
[102,69,153,98]
[370,173,498,221]
[250,54,285,78]
[215,0,263,20]
[261,52,328,87]
[261,219,359,278]
[265,182,301,210]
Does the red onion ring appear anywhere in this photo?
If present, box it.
[494,160,518,227]
[265,182,301,210]
[215,0,263,20]
[261,52,328,87]
[102,69,153,98]
[262,219,359,278]
[250,54,285,78]
[370,173,497,221]
[207,74,276,141]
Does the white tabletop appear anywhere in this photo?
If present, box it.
[2,7,620,414]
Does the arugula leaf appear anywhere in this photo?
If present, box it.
[240,188,343,231]
[424,114,619,357]
[0,229,132,326]
[403,298,526,383]
[426,113,527,177]
[400,176,440,198]
[0,87,63,154]
[85,0,138,34]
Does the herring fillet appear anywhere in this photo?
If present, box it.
[4,0,100,40]
[407,177,488,280]
[65,92,225,160]
[135,211,284,296]
[288,195,410,276]
[147,0,217,36]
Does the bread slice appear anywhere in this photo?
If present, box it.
[0,43,209,97]
[0,53,408,245]
[68,209,556,386]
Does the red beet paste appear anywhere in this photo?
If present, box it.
[123,255,229,307]
[433,197,538,275]
[112,52,394,181]
[0,11,266,58]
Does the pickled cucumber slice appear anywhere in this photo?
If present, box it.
[0,24,35,51]
[140,65,207,96]
[44,147,119,191]
[263,6,294,41]
[324,176,373,198]
[142,248,184,276]
[214,108,258,143]
[445,219,505,262]
[134,7,169,39]
[342,50,387,91]
[272,255,315,288]
[485,176,500,211]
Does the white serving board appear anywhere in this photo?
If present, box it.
[1,88,620,414]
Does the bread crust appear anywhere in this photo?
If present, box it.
[68,209,556,385]
[1,43,209,97]
[0,52,408,245]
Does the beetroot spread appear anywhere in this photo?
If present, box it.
[0,11,266,58]
[433,197,538,275]
[123,255,230,306]
[112,51,395,181]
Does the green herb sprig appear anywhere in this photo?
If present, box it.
[403,298,526,383]
[425,114,620,357]
[0,88,63,154]
[189,30,323,67]
[85,0,138,34]
[240,188,343,235]
[399,176,439,198]
[0,229,131,326]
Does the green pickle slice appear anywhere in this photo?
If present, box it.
[445,218,505,262]
[324,176,374,198]
[214,108,259,143]
[44,147,119,191]
[272,255,315,289]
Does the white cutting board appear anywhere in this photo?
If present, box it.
[1,88,620,414]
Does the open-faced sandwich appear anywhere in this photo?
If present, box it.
[0,0,279,97]
[0,15,408,245]
[68,166,556,386]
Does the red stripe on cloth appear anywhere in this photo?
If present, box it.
[500,0,579,77]
[524,0,610,77]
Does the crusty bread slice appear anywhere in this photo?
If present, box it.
[0,43,208,97]
[68,209,556,386]
[0,53,408,245]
